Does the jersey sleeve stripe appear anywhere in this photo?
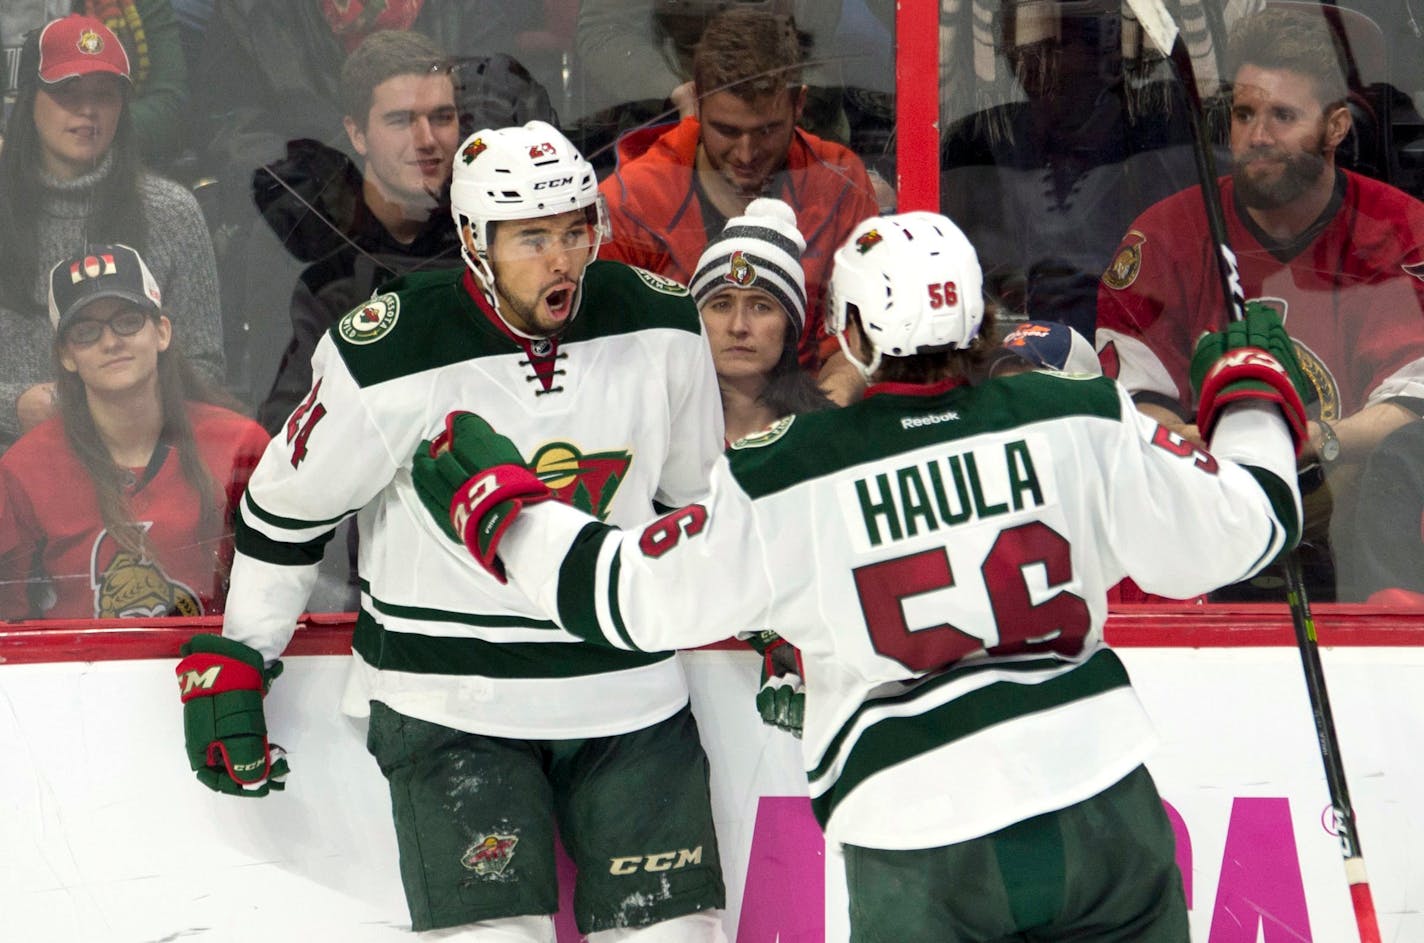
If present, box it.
[602,542,636,651]
[1239,464,1300,554]
[555,521,629,647]
[234,509,338,566]
[243,491,357,533]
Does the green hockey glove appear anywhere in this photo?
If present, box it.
[176,634,288,797]
[1190,301,1312,454]
[746,631,805,738]
[412,411,553,582]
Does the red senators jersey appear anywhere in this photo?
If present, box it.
[1096,170,1424,420]
[0,404,269,620]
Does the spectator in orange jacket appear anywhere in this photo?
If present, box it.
[597,8,879,405]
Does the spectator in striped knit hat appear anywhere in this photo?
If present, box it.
[690,197,833,444]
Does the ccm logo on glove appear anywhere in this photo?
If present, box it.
[451,473,500,536]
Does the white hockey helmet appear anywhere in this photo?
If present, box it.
[449,122,609,321]
[826,212,986,379]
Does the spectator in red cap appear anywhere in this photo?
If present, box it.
[1,3,190,165]
[0,243,267,621]
[0,14,223,453]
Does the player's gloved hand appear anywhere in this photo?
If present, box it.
[1191,301,1312,454]
[412,411,553,583]
[745,630,805,738]
[176,634,288,797]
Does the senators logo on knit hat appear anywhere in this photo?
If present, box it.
[37,15,131,84]
[690,198,808,338]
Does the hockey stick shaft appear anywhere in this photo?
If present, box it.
[1126,4,1381,938]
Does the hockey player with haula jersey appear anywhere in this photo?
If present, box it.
[175,122,734,942]
[412,212,1312,942]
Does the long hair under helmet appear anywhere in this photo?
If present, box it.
[449,121,609,330]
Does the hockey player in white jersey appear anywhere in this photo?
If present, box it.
[173,122,731,942]
[410,212,1311,942]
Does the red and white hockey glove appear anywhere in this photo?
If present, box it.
[1190,301,1312,455]
[176,634,288,797]
[412,411,554,582]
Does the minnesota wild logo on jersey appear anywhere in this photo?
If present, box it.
[531,442,632,520]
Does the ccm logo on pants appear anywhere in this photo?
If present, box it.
[609,847,704,875]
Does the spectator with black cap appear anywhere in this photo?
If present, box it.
[0,243,266,621]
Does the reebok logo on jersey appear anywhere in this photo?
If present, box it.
[901,410,959,430]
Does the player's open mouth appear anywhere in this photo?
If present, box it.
[545,287,573,319]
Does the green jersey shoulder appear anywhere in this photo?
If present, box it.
[730,372,1125,500]
[331,263,702,389]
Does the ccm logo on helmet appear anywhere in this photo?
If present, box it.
[533,177,574,190]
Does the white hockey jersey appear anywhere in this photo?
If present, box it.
[223,262,724,739]
[499,372,1301,849]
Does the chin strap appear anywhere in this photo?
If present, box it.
[835,330,879,381]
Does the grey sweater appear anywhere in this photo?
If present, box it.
[0,160,224,450]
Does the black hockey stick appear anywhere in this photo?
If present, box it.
[1121,3,1382,940]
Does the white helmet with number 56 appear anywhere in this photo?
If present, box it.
[826,212,985,379]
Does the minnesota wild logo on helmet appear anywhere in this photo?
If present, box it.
[531,442,632,520]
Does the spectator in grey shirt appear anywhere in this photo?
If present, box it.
[0,14,222,451]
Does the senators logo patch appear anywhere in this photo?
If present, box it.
[725,250,756,287]
[1102,231,1146,290]
[338,293,399,345]
[78,28,104,55]
[731,415,795,449]
[631,267,688,296]
[531,442,632,520]
[462,833,518,877]
[461,137,487,164]
[69,253,117,284]
[90,528,202,618]
[854,229,883,254]
[1293,338,1339,420]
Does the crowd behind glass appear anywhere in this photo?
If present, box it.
[4,0,1424,623]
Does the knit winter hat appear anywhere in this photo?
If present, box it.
[691,198,808,337]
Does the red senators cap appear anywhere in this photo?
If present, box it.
[37,15,131,85]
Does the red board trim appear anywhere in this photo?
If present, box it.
[2,606,1422,665]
